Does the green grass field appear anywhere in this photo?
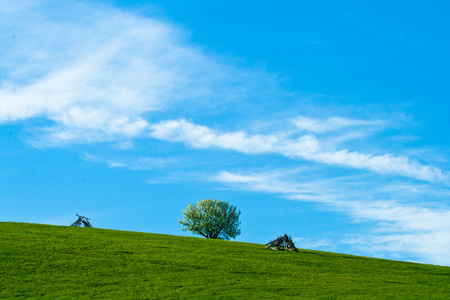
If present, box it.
[1,222,449,299]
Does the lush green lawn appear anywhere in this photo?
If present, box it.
[1,222,449,299]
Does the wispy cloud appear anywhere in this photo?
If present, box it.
[0,1,264,145]
[293,237,336,251]
[292,116,383,133]
[214,171,309,196]
[2,1,445,183]
[344,231,450,265]
[150,119,319,156]
[151,119,446,183]
[312,150,445,182]
[213,169,450,265]
[82,152,177,170]
[114,141,134,151]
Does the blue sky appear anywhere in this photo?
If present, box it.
[1,0,450,266]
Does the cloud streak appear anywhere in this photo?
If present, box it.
[213,169,450,265]
[1,1,445,183]
[292,116,383,133]
[82,152,177,170]
[150,119,446,183]
[0,1,260,144]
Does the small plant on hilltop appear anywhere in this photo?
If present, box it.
[179,199,241,240]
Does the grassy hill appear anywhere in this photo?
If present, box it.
[1,222,449,299]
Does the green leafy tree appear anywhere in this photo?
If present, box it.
[179,199,241,240]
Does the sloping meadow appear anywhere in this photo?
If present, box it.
[1,222,449,298]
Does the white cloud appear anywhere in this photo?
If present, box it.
[214,171,307,196]
[213,169,450,265]
[342,200,450,233]
[150,119,317,155]
[146,179,164,184]
[293,238,336,250]
[39,107,149,144]
[312,150,445,183]
[2,1,445,182]
[344,231,450,266]
[151,119,446,183]
[0,1,259,144]
[0,0,36,14]
[81,152,177,170]
[114,141,134,150]
[82,152,97,162]
[292,116,383,133]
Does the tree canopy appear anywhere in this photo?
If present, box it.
[179,199,241,240]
